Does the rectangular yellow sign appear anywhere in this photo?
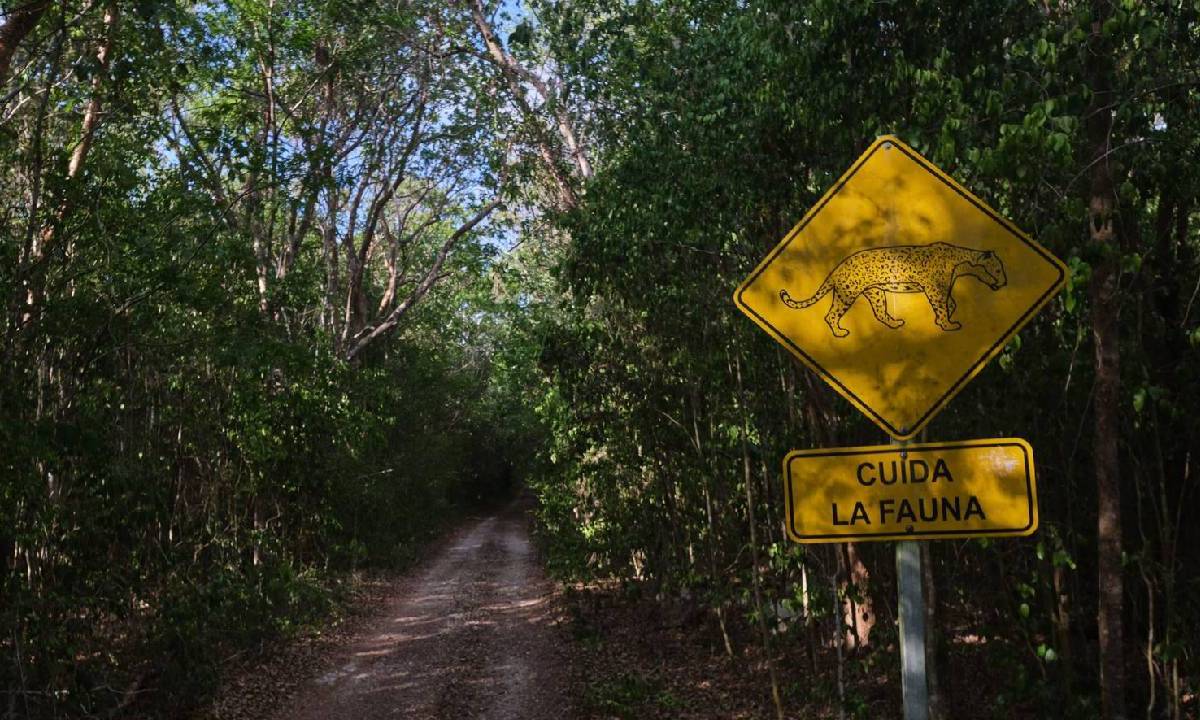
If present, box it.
[783,439,1037,543]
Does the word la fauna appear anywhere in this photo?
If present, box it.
[832,458,985,526]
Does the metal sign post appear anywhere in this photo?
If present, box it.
[892,436,929,720]
[896,539,929,720]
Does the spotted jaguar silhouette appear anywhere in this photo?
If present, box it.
[779,242,1006,338]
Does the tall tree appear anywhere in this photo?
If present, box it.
[1085,1,1126,718]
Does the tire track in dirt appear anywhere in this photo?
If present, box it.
[272,497,575,720]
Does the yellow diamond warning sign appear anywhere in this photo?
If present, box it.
[734,136,1067,439]
[783,439,1038,543]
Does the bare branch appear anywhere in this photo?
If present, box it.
[462,0,587,206]
[344,196,502,362]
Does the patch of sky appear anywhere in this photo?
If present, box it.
[152,0,531,255]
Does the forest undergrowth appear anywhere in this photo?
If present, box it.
[1,1,1198,719]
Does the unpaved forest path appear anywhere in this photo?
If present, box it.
[273,497,576,720]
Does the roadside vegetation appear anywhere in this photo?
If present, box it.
[0,1,1196,719]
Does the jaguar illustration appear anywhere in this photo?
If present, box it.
[779,242,1006,338]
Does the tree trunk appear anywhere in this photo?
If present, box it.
[922,542,947,719]
[31,0,118,265]
[1086,1,1126,717]
[0,0,50,86]
[841,542,874,649]
[691,388,735,658]
[832,566,846,720]
[1053,559,1074,692]
[734,355,785,720]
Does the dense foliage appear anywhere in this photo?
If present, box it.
[518,1,1199,718]
[1,0,1197,718]
[0,1,534,716]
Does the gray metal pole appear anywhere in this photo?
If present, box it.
[893,434,929,720]
[897,539,929,719]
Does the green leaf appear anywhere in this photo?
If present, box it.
[1052,550,1077,570]
[508,21,533,48]
[1133,387,1147,414]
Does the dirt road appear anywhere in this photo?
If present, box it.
[273,499,576,720]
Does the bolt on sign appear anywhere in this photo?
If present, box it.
[782,439,1037,543]
[733,136,1068,440]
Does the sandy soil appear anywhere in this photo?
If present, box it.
[270,498,576,720]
